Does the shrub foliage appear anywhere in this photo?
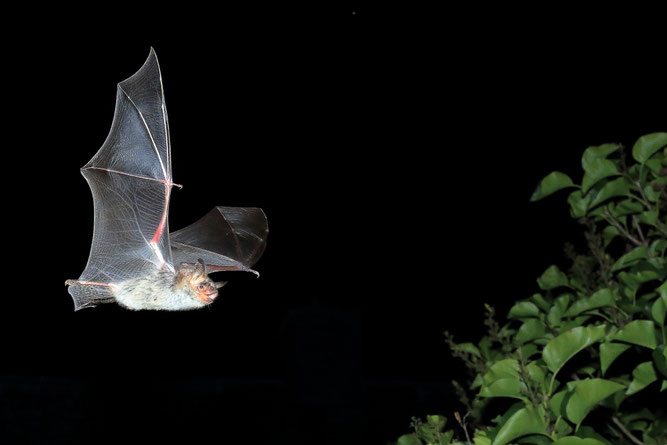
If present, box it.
[398,133,667,445]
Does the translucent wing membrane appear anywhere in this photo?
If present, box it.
[67,49,268,311]
[68,49,174,310]
[79,170,171,279]
[170,207,269,273]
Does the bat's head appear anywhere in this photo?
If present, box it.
[175,259,220,305]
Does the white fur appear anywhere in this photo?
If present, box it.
[113,268,206,311]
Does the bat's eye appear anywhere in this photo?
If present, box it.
[198,284,205,290]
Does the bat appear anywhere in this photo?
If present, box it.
[65,48,268,311]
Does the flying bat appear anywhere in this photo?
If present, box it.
[66,48,268,311]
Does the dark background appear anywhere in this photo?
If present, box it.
[1,6,665,444]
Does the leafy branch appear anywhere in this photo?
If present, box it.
[396,133,667,445]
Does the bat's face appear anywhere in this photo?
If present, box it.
[175,260,219,306]
[189,275,218,304]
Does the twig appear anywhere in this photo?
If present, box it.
[455,411,472,445]
[632,215,646,244]
[611,415,644,445]
[603,210,644,246]
[634,180,653,209]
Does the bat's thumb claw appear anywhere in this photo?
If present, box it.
[249,269,260,278]
[65,279,75,286]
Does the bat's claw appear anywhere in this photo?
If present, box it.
[249,269,260,278]
[65,279,76,286]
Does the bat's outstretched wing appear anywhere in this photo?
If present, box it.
[170,207,268,274]
[68,48,176,310]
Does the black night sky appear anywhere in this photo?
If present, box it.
[1,6,665,444]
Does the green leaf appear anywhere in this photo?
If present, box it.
[481,359,525,399]
[483,359,519,381]
[508,301,541,319]
[629,262,661,283]
[440,430,455,445]
[646,157,663,174]
[582,159,620,194]
[554,416,574,438]
[531,293,551,312]
[560,315,591,332]
[426,414,446,429]
[644,183,661,202]
[575,365,597,377]
[588,177,632,209]
[480,377,524,399]
[491,407,547,445]
[551,437,609,445]
[599,342,631,375]
[611,246,648,272]
[639,207,659,225]
[565,378,625,426]
[416,415,448,443]
[556,294,572,313]
[517,435,553,445]
[526,362,547,389]
[661,380,667,392]
[650,176,667,195]
[611,199,644,218]
[547,305,564,328]
[626,361,658,395]
[479,337,492,360]
[617,408,655,425]
[576,426,612,445]
[582,143,622,164]
[547,294,572,328]
[517,344,540,360]
[397,434,422,445]
[564,288,615,317]
[537,265,569,290]
[452,342,482,358]
[632,132,667,164]
[613,320,657,349]
[549,389,568,416]
[531,171,577,201]
[543,325,607,376]
[649,240,667,258]
[651,292,667,326]
[618,269,659,300]
[474,433,491,445]
[658,281,667,299]
[602,225,620,247]
[567,190,592,218]
[652,345,667,377]
[515,319,546,344]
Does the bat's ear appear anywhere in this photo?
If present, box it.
[194,258,207,279]
[214,281,227,289]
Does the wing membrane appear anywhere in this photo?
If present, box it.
[170,207,268,273]
[68,49,174,310]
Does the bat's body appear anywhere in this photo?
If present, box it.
[66,49,267,311]
[113,261,219,311]
[114,268,189,311]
